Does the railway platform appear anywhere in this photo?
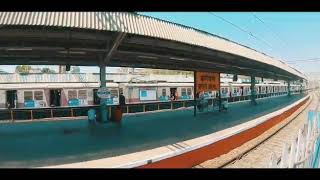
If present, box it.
[0,94,306,167]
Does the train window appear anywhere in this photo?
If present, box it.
[243,87,247,93]
[78,90,87,100]
[110,89,118,98]
[34,91,43,101]
[181,88,187,96]
[68,90,77,100]
[187,88,192,96]
[222,87,228,94]
[162,89,166,96]
[24,91,33,101]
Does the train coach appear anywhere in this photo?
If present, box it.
[0,82,304,109]
[0,83,119,108]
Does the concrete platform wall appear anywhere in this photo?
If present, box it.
[139,95,310,168]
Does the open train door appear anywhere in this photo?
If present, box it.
[49,89,61,107]
[6,90,17,108]
[170,88,177,100]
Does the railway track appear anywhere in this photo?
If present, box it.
[221,91,319,168]
[195,91,318,168]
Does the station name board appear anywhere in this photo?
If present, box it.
[195,72,220,93]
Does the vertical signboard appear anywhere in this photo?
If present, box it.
[195,72,220,96]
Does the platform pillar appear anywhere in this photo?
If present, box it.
[288,80,291,97]
[194,71,197,117]
[250,76,257,105]
[218,87,222,111]
[99,64,108,123]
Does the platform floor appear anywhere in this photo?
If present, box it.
[0,94,306,167]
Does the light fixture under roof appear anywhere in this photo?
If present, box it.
[29,61,49,63]
[138,55,158,59]
[6,48,33,51]
[58,50,86,55]
[170,57,185,61]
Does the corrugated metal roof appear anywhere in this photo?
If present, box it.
[0,12,306,80]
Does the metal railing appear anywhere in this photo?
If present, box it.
[0,100,196,122]
[269,118,319,168]
[0,92,306,123]
[268,97,320,168]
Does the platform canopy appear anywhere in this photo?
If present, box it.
[0,12,307,81]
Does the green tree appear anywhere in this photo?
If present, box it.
[15,65,32,74]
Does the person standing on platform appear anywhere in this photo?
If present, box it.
[119,92,126,106]
[113,92,126,125]
[170,93,175,101]
[175,91,178,100]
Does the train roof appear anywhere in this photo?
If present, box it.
[221,83,288,87]
[0,82,119,90]
[124,82,194,87]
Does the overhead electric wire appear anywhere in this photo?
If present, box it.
[209,12,273,49]
[250,12,293,62]
[209,12,315,74]
[251,13,312,65]
[251,13,288,47]
[286,58,320,64]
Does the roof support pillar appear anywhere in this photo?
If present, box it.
[100,64,106,88]
[104,32,126,64]
[218,86,222,111]
[99,62,108,123]
[288,80,291,97]
[250,75,257,106]
[194,71,197,117]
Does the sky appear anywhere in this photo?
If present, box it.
[0,12,319,74]
[140,12,320,74]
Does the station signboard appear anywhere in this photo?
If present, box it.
[195,72,220,96]
[97,87,111,99]
[97,87,119,105]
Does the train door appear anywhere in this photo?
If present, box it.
[49,89,61,107]
[93,89,100,105]
[6,90,17,108]
[240,86,244,96]
[170,88,177,100]
[266,86,268,94]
